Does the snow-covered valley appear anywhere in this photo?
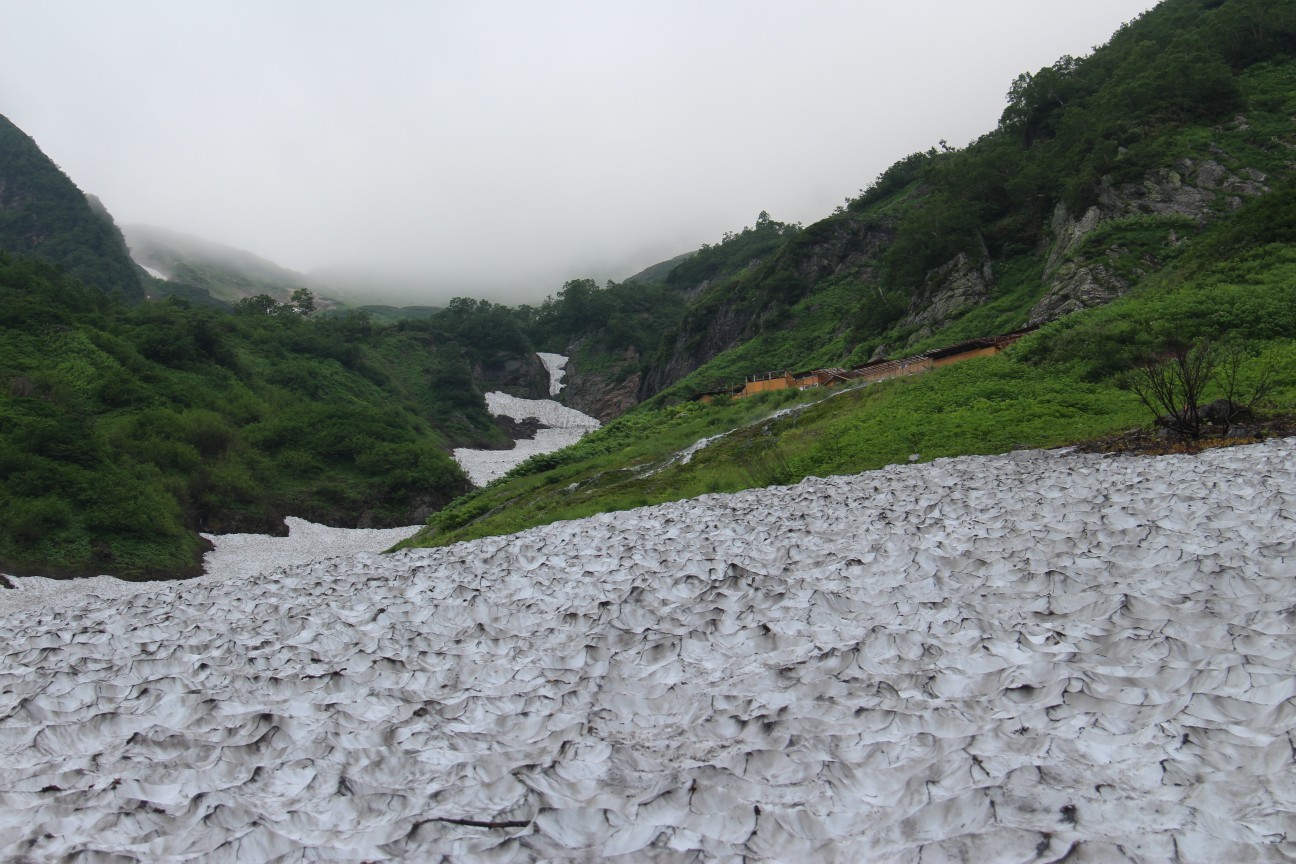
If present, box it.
[3,439,1296,861]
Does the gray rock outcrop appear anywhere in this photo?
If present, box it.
[1028,158,1270,325]
[904,249,993,330]
[562,345,643,422]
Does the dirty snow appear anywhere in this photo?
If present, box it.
[3,439,1296,861]
[0,518,420,618]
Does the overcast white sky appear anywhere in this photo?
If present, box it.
[2,1,1158,304]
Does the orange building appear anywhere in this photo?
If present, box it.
[793,367,855,389]
[741,370,795,397]
[690,327,1036,403]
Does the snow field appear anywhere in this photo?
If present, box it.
[2,440,1295,861]
[452,380,600,487]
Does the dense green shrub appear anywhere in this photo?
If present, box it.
[0,250,477,579]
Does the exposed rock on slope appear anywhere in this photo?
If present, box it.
[1099,157,1269,221]
[1029,203,1128,325]
[1029,158,1273,325]
[641,302,763,397]
[903,246,993,334]
[471,350,550,400]
[561,346,642,422]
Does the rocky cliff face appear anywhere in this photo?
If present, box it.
[472,351,550,400]
[640,302,764,398]
[1029,158,1270,325]
[561,347,642,422]
[1027,203,1130,325]
[794,218,895,286]
[1098,156,1269,221]
[900,244,993,341]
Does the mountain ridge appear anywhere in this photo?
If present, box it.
[0,114,145,301]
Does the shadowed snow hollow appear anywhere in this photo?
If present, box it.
[2,440,1296,861]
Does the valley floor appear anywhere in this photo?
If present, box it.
[2,440,1295,861]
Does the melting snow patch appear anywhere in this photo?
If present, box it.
[537,351,569,396]
[3,440,1296,860]
[453,359,601,486]
[0,518,420,617]
[483,390,599,429]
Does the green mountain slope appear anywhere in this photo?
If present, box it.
[0,114,145,301]
[404,190,1296,549]
[634,0,1296,404]
[402,0,1296,550]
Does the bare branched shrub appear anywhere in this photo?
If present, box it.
[1130,338,1274,438]
[1130,341,1217,438]
[1208,341,1274,436]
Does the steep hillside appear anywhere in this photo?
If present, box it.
[404,0,1296,549]
[636,0,1296,403]
[0,114,145,301]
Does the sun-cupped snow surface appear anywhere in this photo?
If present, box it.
[4,440,1296,862]
[536,352,569,396]
[0,518,423,618]
[453,384,600,487]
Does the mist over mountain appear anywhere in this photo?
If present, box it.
[0,1,1161,305]
[3,0,1296,580]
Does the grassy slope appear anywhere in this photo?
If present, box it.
[402,8,1295,550]
[402,168,1296,552]
[399,265,1290,546]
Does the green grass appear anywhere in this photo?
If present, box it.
[402,232,1296,551]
